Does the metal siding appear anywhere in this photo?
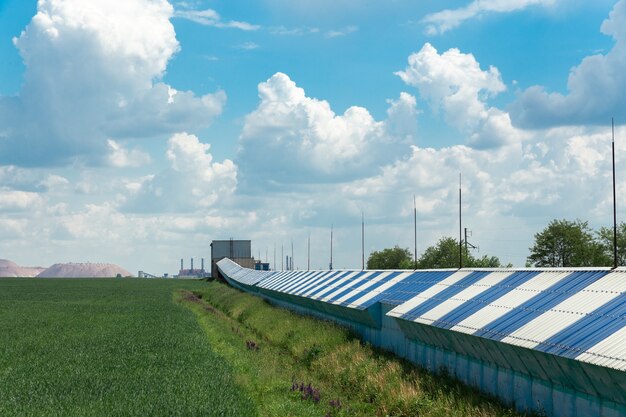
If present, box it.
[335,271,395,305]
[475,270,607,341]
[398,271,492,321]
[265,270,307,291]
[539,294,625,359]
[344,271,412,308]
[412,271,515,326]
[576,326,626,371]
[375,270,457,306]
[290,270,343,295]
[308,270,364,299]
[387,270,474,317]
[321,271,381,302]
[281,270,326,293]
[432,270,539,330]
[299,270,355,297]
[501,272,619,348]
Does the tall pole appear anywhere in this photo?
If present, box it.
[281,244,284,271]
[459,173,463,269]
[414,195,417,269]
[307,233,310,271]
[361,211,365,270]
[464,227,468,264]
[291,241,294,271]
[274,244,276,271]
[613,117,618,268]
[330,224,333,270]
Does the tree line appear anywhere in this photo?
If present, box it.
[367,219,626,269]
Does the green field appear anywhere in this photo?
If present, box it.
[0,278,255,417]
[1,278,527,417]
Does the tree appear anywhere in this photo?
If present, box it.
[596,222,626,266]
[417,237,459,269]
[417,237,508,269]
[367,246,413,269]
[527,219,609,267]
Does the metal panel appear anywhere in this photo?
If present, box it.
[576,326,626,371]
[387,270,474,317]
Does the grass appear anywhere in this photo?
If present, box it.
[0,278,255,417]
[186,281,529,417]
[0,277,531,417]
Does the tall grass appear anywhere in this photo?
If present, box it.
[192,281,528,417]
[0,278,255,417]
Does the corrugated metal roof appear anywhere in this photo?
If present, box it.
[217,259,625,372]
[389,268,625,371]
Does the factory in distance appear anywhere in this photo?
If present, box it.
[139,239,270,278]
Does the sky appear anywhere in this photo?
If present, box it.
[1,0,625,275]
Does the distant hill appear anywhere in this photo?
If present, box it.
[37,263,132,278]
[0,259,46,277]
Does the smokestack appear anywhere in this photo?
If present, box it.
[191,258,194,272]
[201,258,205,272]
[180,258,183,271]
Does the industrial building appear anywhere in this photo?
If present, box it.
[217,258,626,417]
[177,257,209,278]
[210,239,255,278]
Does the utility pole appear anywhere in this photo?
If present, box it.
[281,244,284,271]
[459,173,462,269]
[465,227,468,261]
[414,195,417,269]
[291,241,294,271]
[330,224,333,270]
[613,117,618,269]
[274,244,276,271]
[464,228,477,265]
[361,211,365,270]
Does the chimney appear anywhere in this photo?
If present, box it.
[201,258,205,272]
[191,258,194,272]
[180,258,183,271]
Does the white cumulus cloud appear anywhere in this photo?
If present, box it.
[237,72,416,190]
[123,132,237,213]
[174,8,260,30]
[396,43,524,148]
[423,0,558,35]
[0,0,225,166]
[511,0,626,127]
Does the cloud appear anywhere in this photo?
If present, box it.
[237,72,416,190]
[510,0,626,128]
[325,25,358,38]
[122,132,237,213]
[0,0,225,167]
[396,43,524,148]
[174,8,260,31]
[106,140,151,168]
[423,0,557,35]
[0,189,42,212]
[0,166,69,193]
[236,42,260,50]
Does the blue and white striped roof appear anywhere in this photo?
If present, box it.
[216,259,626,372]
[389,268,626,372]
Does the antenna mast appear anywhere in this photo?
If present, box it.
[459,173,463,269]
[414,195,417,269]
[330,224,333,270]
[361,212,365,270]
[613,117,618,268]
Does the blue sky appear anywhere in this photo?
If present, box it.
[0,0,625,274]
